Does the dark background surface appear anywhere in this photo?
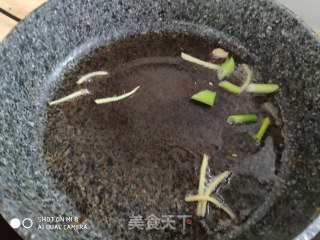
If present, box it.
[0,215,23,240]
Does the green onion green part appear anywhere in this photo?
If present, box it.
[246,83,279,93]
[191,90,216,107]
[218,81,241,94]
[255,117,271,142]
[217,57,235,80]
[227,114,258,125]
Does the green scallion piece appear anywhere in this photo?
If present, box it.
[218,81,241,94]
[191,90,216,107]
[255,117,271,142]
[217,57,235,80]
[246,83,279,93]
[227,114,258,125]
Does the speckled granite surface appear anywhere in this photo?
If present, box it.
[0,0,319,239]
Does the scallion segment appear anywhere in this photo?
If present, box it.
[227,114,258,125]
[49,89,90,106]
[211,48,229,60]
[246,83,279,93]
[95,86,140,104]
[181,53,220,70]
[255,117,271,142]
[197,154,209,216]
[201,170,232,216]
[239,64,253,93]
[218,81,241,94]
[76,71,108,85]
[191,90,216,107]
[217,57,235,80]
[186,195,236,219]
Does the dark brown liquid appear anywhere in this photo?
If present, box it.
[43,33,284,239]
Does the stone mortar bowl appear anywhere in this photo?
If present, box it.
[0,0,319,239]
